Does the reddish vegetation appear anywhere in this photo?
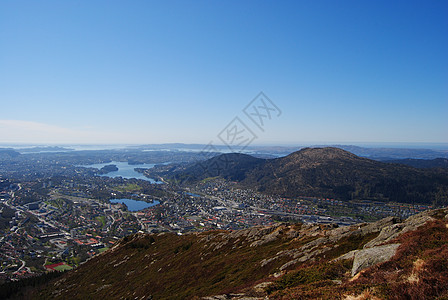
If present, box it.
[26,210,448,299]
[266,218,448,299]
[350,219,448,299]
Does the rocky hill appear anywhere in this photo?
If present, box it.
[24,208,448,299]
[170,147,448,205]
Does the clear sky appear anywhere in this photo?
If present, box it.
[0,0,447,145]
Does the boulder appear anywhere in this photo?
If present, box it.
[364,223,404,248]
[351,243,400,276]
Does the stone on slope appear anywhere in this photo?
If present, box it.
[351,243,400,276]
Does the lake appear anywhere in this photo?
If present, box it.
[110,198,160,211]
[81,161,162,183]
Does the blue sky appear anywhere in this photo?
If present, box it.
[0,0,447,145]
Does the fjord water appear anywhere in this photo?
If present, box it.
[110,198,160,211]
[81,161,161,183]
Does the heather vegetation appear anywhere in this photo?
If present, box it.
[349,219,448,299]
[267,214,448,299]
[26,209,448,299]
[35,228,316,299]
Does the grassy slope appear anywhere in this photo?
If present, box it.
[36,224,315,299]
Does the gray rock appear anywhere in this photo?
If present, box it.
[364,212,434,248]
[260,256,278,267]
[300,237,328,251]
[352,217,401,237]
[326,225,353,237]
[333,249,358,262]
[364,223,404,248]
[250,228,281,247]
[351,243,400,276]
[400,214,433,233]
[280,258,299,271]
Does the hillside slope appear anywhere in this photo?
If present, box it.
[31,208,448,299]
[176,152,265,182]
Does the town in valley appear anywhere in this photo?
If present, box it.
[0,146,436,282]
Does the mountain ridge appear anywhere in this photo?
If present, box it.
[383,157,448,169]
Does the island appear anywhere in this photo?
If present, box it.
[97,164,119,174]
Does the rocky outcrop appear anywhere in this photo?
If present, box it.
[333,209,445,276]
[351,243,401,276]
[364,213,433,248]
[250,228,282,247]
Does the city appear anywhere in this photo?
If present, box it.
[0,148,435,283]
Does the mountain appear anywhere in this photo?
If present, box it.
[128,143,448,160]
[170,147,448,205]
[383,158,448,169]
[0,149,20,158]
[174,153,265,182]
[331,145,448,160]
[21,208,448,299]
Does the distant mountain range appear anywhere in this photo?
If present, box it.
[3,143,448,160]
[329,144,448,160]
[168,147,448,205]
[0,149,20,157]
[128,143,448,159]
[382,157,448,169]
